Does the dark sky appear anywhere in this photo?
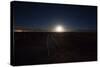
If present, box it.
[12,1,97,32]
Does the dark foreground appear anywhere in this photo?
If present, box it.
[11,32,97,66]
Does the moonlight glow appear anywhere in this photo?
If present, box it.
[54,25,65,32]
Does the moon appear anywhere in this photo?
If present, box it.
[54,25,65,32]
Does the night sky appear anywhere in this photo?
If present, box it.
[12,1,97,32]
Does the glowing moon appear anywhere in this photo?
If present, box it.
[54,25,65,32]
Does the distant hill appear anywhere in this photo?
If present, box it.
[14,26,48,32]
